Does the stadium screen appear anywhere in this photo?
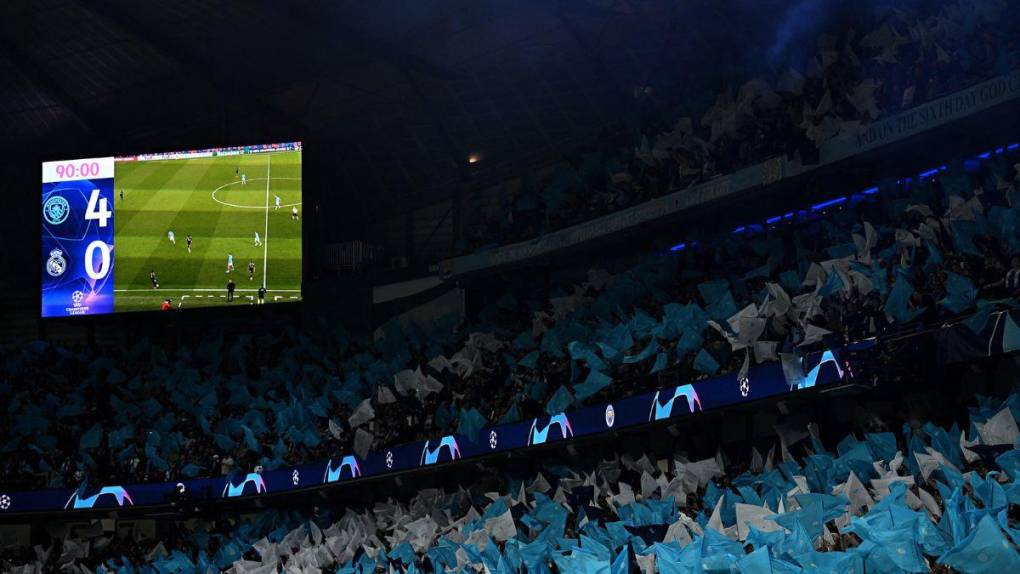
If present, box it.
[41,142,302,317]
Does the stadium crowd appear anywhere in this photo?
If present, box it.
[5,379,1020,573]
[2,145,1019,493]
[463,0,1020,252]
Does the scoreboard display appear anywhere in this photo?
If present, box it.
[41,158,116,317]
[40,143,303,318]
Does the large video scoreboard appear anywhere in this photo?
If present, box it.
[41,142,303,317]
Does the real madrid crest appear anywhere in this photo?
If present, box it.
[46,249,67,277]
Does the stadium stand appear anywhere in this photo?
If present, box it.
[3,362,1020,573]
[3,147,1019,491]
[4,2,1020,573]
[461,0,1020,253]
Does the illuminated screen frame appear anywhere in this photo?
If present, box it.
[41,142,302,317]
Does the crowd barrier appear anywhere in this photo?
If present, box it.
[0,346,857,514]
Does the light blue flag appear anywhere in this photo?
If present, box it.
[817,270,844,298]
[574,370,613,403]
[457,408,488,443]
[698,280,731,305]
[884,275,924,323]
[610,546,629,574]
[546,386,575,415]
[996,450,1020,481]
[939,271,978,314]
[622,341,658,365]
[693,349,720,375]
[79,424,103,451]
[675,331,704,358]
[501,403,522,425]
[389,542,416,565]
[771,500,825,540]
[706,291,738,322]
[519,351,540,370]
[794,550,863,574]
[649,353,668,375]
[971,472,1009,513]
[569,342,607,372]
[938,514,1020,573]
[846,517,926,573]
[779,270,801,294]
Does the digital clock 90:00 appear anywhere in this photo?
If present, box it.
[54,161,102,180]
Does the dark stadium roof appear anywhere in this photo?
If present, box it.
[0,0,789,208]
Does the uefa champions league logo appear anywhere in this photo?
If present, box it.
[739,375,750,397]
[292,469,300,485]
[43,196,70,225]
[71,290,84,307]
[0,494,10,510]
[605,404,615,428]
[489,430,498,449]
[46,249,67,277]
[385,451,394,469]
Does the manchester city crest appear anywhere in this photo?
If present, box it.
[43,195,70,225]
[46,249,67,277]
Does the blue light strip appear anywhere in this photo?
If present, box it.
[811,196,847,211]
[667,139,1018,256]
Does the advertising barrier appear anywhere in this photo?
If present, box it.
[0,347,854,514]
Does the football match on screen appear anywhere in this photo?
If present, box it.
[41,142,302,317]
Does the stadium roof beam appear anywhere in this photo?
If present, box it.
[78,0,296,136]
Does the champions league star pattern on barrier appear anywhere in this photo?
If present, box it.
[0,347,853,514]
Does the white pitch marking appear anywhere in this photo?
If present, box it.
[210,177,301,209]
[262,154,270,290]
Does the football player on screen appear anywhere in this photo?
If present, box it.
[274,195,281,210]
[186,234,193,253]
[254,231,262,247]
[168,230,176,246]
[226,253,234,273]
[150,270,159,289]
[292,206,299,221]
[248,260,256,281]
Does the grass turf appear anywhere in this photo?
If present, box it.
[113,150,301,312]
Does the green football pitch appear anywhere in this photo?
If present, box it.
[112,150,302,312]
